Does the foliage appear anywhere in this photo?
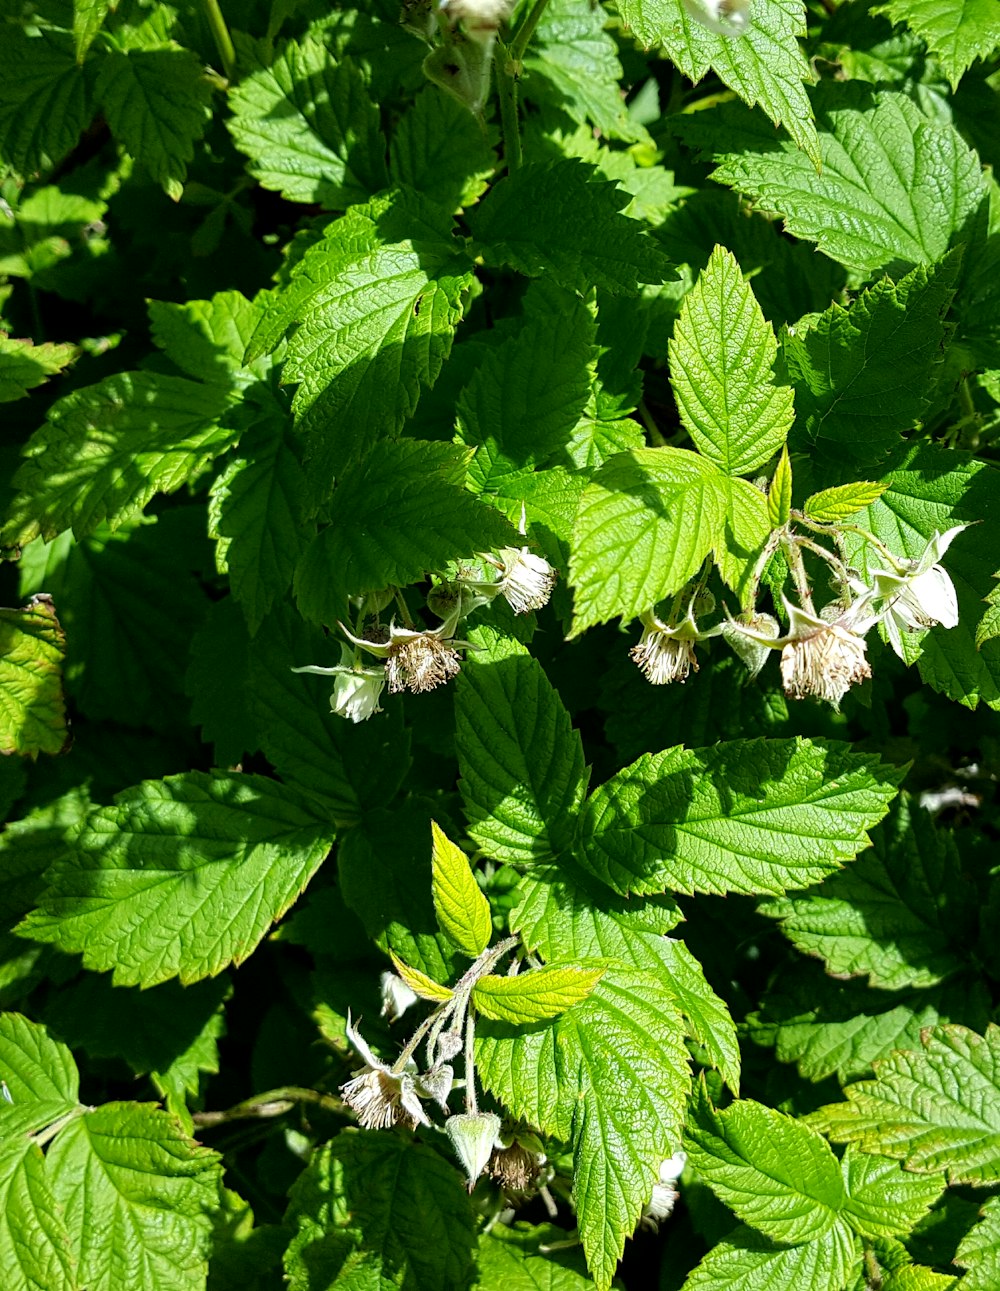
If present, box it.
[1,0,999,1288]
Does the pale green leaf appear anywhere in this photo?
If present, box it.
[569,447,729,634]
[0,599,68,758]
[669,245,793,475]
[0,336,77,403]
[685,1083,846,1243]
[955,1195,1000,1291]
[389,86,496,212]
[0,1132,78,1291]
[2,372,235,546]
[682,1222,861,1291]
[472,963,604,1023]
[46,1102,221,1291]
[73,0,112,61]
[875,0,1000,88]
[96,48,213,201]
[618,0,819,161]
[469,159,675,296]
[767,445,792,528]
[389,952,454,1003]
[431,819,492,958]
[284,1131,476,1291]
[456,629,589,864]
[578,737,901,896]
[803,481,889,523]
[0,30,92,177]
[18,773,337,987]
[812,1024,1000,1185]
[0,1013,78,1104]
[842,1147,945,1239]
[681,85,986,276]
[477,963,691,1291]
[227,39,388,208]
[716,474,771,601]
[760,796,973,990]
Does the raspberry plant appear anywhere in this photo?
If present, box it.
[1,1,1000,1289]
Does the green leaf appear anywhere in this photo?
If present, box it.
[46,1101,221,1291]
[569,447,729,634]
[2,372,235,546]
[0,1013,78,1104]
[208,414,311,634]
[668,245,793,476]
[431,819,492,958]
[783,257,960,463]
[812,1024,1000,1185]
[759,796,974,990]
[474,1222,597,1289]
[0,598,68,757]
[73,0,112,61]
[0,1130,77,1291]
[227,39,389,208]
[0,335,77,403]
[842,1147,945,1240]
[294,441,515,621]
[874,0,1000,88]
[680,84,986,276]
[477,962,691,1291]
[472,963,604,1023]
[716,474,771,599]
[955,1195,1000,1291]
[18,772,337,987]
[523,0,648,143]
[767,445,792,528]
[803,481,890,523]
[284,1131,476,1291]
[469,160,675,295]
[455,629,589,864]
[682,1222,861,1291]
[0,30,92,176]
[578,737,901,896]
[975,575,1000,648]
[389,86,496,212]
[685,1083,846,1243]
[148,290,271,388]
[618,0,819,161]
[0,787,91,928]
[253,190,474,481]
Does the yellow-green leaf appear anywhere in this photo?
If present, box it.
[472,963,605,1024]
[431,820,492,958]
[803,481,889,523]
[768,446,792,529]
[389,951,454,1004]
[0,596,68,757]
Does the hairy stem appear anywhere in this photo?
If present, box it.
[493,40,522,172]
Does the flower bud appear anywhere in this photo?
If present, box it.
[446,1111,502,1186]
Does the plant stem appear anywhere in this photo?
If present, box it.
[193,1086,342,1127]
[200,0,237,82]
[493,40,522,172]
[510,0,552,62]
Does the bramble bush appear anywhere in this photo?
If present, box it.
[1,0,1000,1288]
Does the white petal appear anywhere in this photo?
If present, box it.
[921,524,970,569]
[910,566,959,628]
[345,1012,385,1071]
[884,609,907,660]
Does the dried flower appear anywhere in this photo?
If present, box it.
[339,611,474,697]
[340,1015,429,1131]
[488,1130,546,1193]
[629,605,720,685]
[779,601,871,707]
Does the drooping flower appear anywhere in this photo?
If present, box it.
[340,1015,429,1131]
[488,1128,547,1193]
[339,610,474,697]
[641,1152,686,1232]
[778,601,872,707]
[494,546,558,615]
[439,0,515,43]
[630,605,721,685]
[292,645,386,722]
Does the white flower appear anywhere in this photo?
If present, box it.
[682,0,751,37]
[641,1151,686,1231]
[779,600,871,707]
[446,1111,503,1186]
[292,645,385,722]
[339,611,474,696]
[495,546,557,615]
[340,1014,429,1131]
[380,971,420,1023]
[629,605,721,685]
[440,0,515,42]
[855,526,967,661]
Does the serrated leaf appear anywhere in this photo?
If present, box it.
[227,38,388,208]
[431,819,492,958]
[716,474,771,600]
[253,190,474,483]
[803,481,890,522]
[0,1131,78,1291]
[578,736,900,897]
[46,1101,221,1291]
[294,440,515,621]
[0,30,92,177]
[955,1195,1000,1291]
[976,578,1000,648]
[784,257,960,463]
[469,159,675,296]
[455,629,589,864]
[96,48,212,200]
[618,0,819,161]
[0,1013,78,1104]
[0,335,77,403]
[474,1222,597,1289]
[680,84,986,276]
[2,372,235,547]
[0,598,68,757]
[473,963,604,1023]
[875,0,1000,88]
[767,446,792,528]
[18,772,337,987]
[682,1222,861,1291]
[569,447,729,634]
[842,1147,945,1240]
[477,962,691,1290]
[669,245,793,475]
[209,414,311,633]
[685,1083,846,1243]
[148,290,270,388]
[73,0,112,61]
[759,795,973,990]
[389,86,496,212]
[812,1024,1000,1185]
[284,1131,476,1291]
[389,952,454,1003]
